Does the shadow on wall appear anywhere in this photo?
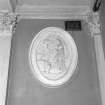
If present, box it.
[100,0,105,53]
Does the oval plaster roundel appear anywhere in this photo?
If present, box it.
[29,27,78,87]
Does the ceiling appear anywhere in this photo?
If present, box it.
[0,0,94,12]
[9,0,94,12]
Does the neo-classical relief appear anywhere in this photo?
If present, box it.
[36,34,67,80]
[29,27,78,87]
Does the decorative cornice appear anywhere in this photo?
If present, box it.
[15,5,91,19]
[0,12,18,35]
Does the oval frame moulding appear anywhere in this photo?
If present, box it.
[29,27,78,88]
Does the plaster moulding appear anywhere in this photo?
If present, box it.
[0,12,18,36]
[29,27,78,87]
[85,12,101,37]
[15,5,91,19]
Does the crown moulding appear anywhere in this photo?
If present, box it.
[15,5,92,19]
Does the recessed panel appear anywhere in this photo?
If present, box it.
[6,19,101,105]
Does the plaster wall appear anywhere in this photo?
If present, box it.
[6,19,101,105]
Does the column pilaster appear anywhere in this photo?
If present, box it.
[0,12,17,105]
[85,12,105,105]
